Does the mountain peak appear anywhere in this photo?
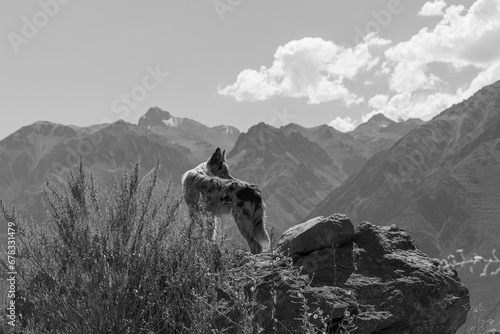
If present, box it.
[138,107,174,129]
[351,113,394,135]
[145,106,172,119]
[367,113,394,125]
[248,122,274,133]
[283,123,307,132]
[211,124,240,137]
[349,113,426,148]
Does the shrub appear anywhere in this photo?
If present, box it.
[1,160,330,334]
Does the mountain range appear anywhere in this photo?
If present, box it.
[225,116,423,231]
[0,106,421,242]
[2,80,499,323]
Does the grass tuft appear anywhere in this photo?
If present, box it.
[0,160,325,334]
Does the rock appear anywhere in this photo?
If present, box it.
[218,217,470,334]
[345,222,469,333]
[277,214,355,259]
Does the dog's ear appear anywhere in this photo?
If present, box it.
[209,147,222,162]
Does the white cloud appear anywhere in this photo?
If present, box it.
[458,60,500,99]
[364,91,460,122]
[385,0,500,93]
[418,0,447,16]
[218,34,390,105]
[368,94,389,109]
[329,116,359,132]
[364,0,500,123]
[219,0,500,125]
[364,58,500,123]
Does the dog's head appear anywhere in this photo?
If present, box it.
[207,147,233,179]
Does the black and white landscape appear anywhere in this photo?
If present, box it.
[1,1,500,333]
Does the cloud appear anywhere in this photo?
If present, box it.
[458,60,500,98]
[418,0,447,16]
[367,94,389,110]
[218,35,390,105]
[364,0,500,123]
[329,116,359,132]
[365,58,500,123]
[364,91,461,122]
[219,0,500,126]
[385,0,500,93]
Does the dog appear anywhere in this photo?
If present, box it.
[181,148,270,254]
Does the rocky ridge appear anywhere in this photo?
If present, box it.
[220,214,470,333]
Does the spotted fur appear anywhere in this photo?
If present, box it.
[181,148,270,254]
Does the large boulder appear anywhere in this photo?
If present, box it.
[219,215,470,333]
[277,214,355,260]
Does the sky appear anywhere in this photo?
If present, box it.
[1,0,500,140]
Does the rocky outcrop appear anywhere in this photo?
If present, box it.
[221,214,470,333]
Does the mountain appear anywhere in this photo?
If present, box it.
[211,124,241,140]
[225,117,427,234]
[227,122,345,232]
[138,107,238,162]
[282,123,373,178]
[349,114,426,153]
[350,113,395,138]
[281,117,426,179]
[0,119,189,216]
[0,109,240,246]
[307,80,500,323]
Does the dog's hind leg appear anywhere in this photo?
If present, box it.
[205,215,218,241]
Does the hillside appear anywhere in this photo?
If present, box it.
[227,122,345,232]
[282,123,372,178]
[308,79,500,323]
[0,111,239,246]
[226,119,424,233]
